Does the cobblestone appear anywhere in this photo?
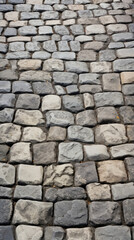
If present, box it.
[0,0,133,238]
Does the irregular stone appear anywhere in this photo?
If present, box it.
[0,123,21,143]
[43,40,57,52]
[9,142,32,163]
[44,164,73,187]
[84,145,109,161]
[89,201,121,225]
[33,142,56,165]
[54,25,69,35]
[119,106,134,124]
[113,59,134,72]
[90,62,112,73]
[18,59,41,70]
[75,162,98,186]
[44,227,65,240]
[13,199,53,225]
[76,110,97,127]
[58,142,83,163]
[46,111,74,127]
[33,82,54,95]
[0,69,18,80]
[78,50,96,61]
[123,199,134,225]
[86,24,105,34]
[0,145,9,162]
[0,94,15,108]
[95,124,127,146]
[42,95,61,111]
[0,226,14,240]
[19,71,51,81]
[68,125,94,143]
[16,94,40,109]
[54,200,88,227]
[94,92,124,107]
[53,72,78,86]
[86,183,111,200]
[112,182,134,200]
[0,199,12,224]
[0,108,14,123]
[121,72,134,84]
[12,81,32,93]
[16,225,43,240]
[83,93,94,108]
[0,163,15,186]
[110,144,134,158]
[44,187,86,202]
[79,73,100,85]
[65,61,89,73]
[125,157,134,181]
[98,160,127,183]
[70,24,84,35]
[14,185,42,200]
[47,126,66,141]
[95,226,131,240]
[43,59,64,71]
[22,127,46,142]
[55,85,66,95]
[17,164,43,184]
[96,107,120,123]
[58,41,70,51]
[14,109,44,126]
[66,228,93,240]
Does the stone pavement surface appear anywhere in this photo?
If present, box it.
[0,0,134,239]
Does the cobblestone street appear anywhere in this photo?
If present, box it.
[0,0,134,239]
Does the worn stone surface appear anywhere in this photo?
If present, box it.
[0,0,134,235]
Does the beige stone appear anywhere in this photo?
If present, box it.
[17,164,43,184]
[63,19,76,25]
[99,15,116,25]
[66,228,93,240]
[19,71,51,81]
[27,0,43,3]
[86,183,111,200]
[18,59,42,70]
[106,24,127,34]
[121,72,134,84]
[47,126,66,141]
[98,160,127,183]
[0,20,8,27]
[5,12,19,21]
[10,142,32,163]
[86,24,105,35]
[7,36,31,42]
[90,62,112,73]
[46,20,61,25]
[22,127,46,142]
[83,93,94,108]
[68,5,84,10]
[14,109,45,126]
[43,59,64,72]
[9,21,28,27]
[42,95,61,111]
[16,225,43,240]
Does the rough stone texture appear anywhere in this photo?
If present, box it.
[0,0,134,235]
[44,164,74,187]
[89,201,121,225]
[13,200,53,225]
[54,200,88,227]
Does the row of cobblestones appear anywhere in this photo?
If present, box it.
[0,0,134,239]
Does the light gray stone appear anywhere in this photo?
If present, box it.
[0,123,21,143]
[68,125,94,143]
[76,110,97,127]
[96,107,120,123]
[43,59,64,71]
[53,72,78,86]
[9,142,32,163]
[94,92,124,107]
[16,225,43,240]
[0,108,14,123]
[42,95,61,111]
[110,144,134,159]
[14,185,42,200]
[0,94,15,108]
[0,163,15,186]
[32,51,51,60]
[19,71,51,81]
[113,59,134,72]
[79,73,100,85]
[66,228,93,240]
[13,199,53,225]
[52,52,75,60]
[14,109,44,126]
[58,142,83,163]
[112,182,134,200]
[22,127,46,142]
[12,81,32,93]
[84,144,109,161]
[18,26,37,35]
[95,226,131,240]
[123,199,134,225]
[46,111,74,127]
[66,61,89,73]
[44,164,73,187]
[44,227,65,240]
[0,69,18,80]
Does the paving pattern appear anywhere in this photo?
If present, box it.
[0,0,134,239]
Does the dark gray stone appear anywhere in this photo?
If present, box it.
[0,199,12,224]
[0,226,14,240]
[0,145,9,162]
[54,200,88,227]
[4,28,17,37]
[16,94,40,110]
[76,110,97,127]
[94,92,124,107]
[66,85,79,94]
[123,199,134,225]
[33,142,57,165]
[44,187,86,202]
[119,106,134,124]
[14,185,42,200]
[0,108,14,123]
[89,201,121,226]
[53,72,78,86]
[68,125,94,143]
[75,162,98,186]
[44,227,65,240]
[33,82,54,95]
[95,226,131,240]
[0,94,16,108]
[0,4,13,12]
[125,157,134,181]
[62,95,84,113]
[79,73,100,85]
